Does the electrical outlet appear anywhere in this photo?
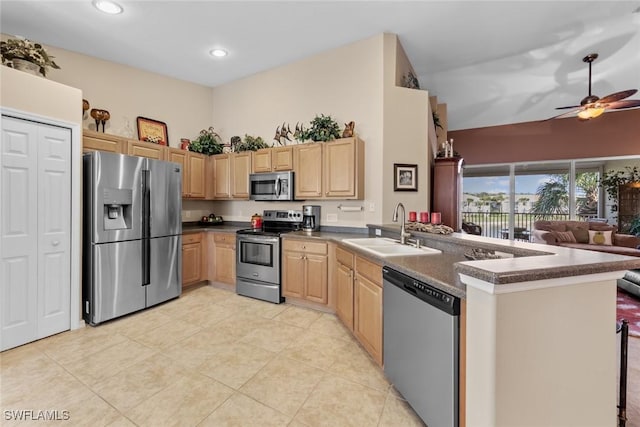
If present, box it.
[327,213,338,222]
[184,211,191,219]
[375,229,382,236]
[369,202,375,212]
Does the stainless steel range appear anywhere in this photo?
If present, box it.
[236,210,302,303]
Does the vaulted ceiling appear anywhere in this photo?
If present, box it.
[2,1,639,130]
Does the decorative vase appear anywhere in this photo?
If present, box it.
[12,59,42,77]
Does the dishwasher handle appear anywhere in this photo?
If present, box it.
[383,267,460,316]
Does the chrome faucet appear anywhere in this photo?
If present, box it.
[392,202,411,244]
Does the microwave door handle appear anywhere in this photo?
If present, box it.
[275,177,281,197]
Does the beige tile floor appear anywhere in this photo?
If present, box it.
[0,285,425,426]
[2,284,639,426]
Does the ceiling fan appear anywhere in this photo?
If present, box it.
[549,53,640,120]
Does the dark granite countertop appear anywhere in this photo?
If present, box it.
[182,222,246,234]
[283,224,640,299]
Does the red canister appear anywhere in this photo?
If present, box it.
[408,211,417,222]
[420,211,430,223]
[431,212,442,225]
[251,213,263,229]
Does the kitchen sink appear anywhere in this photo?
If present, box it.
[342,238,441,257]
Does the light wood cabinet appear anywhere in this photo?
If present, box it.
[324,137,364,199]
[211,153,251,200]
[334,246,355,331]
[353,255,383,366]
[294,143,323,199]
[252,147,294,173]
[272,146,294,171]
[252,149,272,173]
[182,233,203,287]
[213,232,236,285]
[168,149,206,199]
[282,239,328,304]
[127,139,166,160]
[82,129,124,153]
[231,152,251,199]
[211,154,231,199]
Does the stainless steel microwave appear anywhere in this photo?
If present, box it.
[249,171,295,201]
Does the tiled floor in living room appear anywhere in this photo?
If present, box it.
[0,284,424,426]
[2,284,639,426]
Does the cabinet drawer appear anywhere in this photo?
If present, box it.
[214,232,235,245]
[336,246,354,269]
[355,255,382,287]
[182,232,201,245]
[282,239,327,255]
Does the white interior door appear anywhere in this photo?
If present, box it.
[37,124,71,338]
[1,117,39,351]
[0,116,71,351]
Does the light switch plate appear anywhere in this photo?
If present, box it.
[327,213,338,222]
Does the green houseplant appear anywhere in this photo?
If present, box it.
[188,127,223,155]
[599,166,640,212]
[1,38,60,76]
[303,114,341,142]
[235,134,269,152]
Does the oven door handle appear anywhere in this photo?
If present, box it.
[238,236,280,244]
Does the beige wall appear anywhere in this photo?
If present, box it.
[209,34,385,226]
[1,34,214,148]
[382,34,431,219]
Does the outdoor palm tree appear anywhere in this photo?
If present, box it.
[531,173,599,217]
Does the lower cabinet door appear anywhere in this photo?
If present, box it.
[354,273,383,365]
[215,245,236,284]
[182,242,202,286]
[282,251,305,298]
[305,254,327,304]
[335,263,354,331]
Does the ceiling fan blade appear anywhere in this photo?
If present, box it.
[598,89,638,104]
[555,105,580,110]
[606,99,640,110]
[545,108,580,120]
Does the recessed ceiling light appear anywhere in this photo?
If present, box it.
[209,49,228,58]
[93,0,123,15]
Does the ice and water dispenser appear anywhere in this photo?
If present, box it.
[102,188,132,230]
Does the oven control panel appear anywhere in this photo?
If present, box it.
[263,210,303,222]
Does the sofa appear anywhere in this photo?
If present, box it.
[532,220,640,257]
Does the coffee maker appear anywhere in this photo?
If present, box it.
[302,205,321,232]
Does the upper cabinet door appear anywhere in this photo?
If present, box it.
[187,153,205,199]
[168,148,188,197]
[231,152,251,199]
[252,149,272,173]
[128,139,166,160]
[212,154,231,199]
[294,143,323,199]
[272,146,293,171]
[324,137,364,199]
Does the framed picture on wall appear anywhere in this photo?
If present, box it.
[137,116,168,145]
[394,163,418,191]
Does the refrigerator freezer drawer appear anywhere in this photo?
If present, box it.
[87,240,145,325]
[146,235,182,307]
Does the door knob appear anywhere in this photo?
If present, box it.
[52,240,60,246]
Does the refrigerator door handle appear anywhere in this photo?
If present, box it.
[142,169,151,286]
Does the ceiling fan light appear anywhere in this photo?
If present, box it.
[577,107,605,119]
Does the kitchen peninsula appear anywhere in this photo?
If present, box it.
[286,224,640,427]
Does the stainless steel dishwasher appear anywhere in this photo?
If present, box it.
[383,267,460,427]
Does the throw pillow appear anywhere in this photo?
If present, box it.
[588,230,613,246]
[569,227,590,243]
[553,231,577,243]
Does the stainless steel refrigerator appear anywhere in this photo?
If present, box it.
[83,151,182,325]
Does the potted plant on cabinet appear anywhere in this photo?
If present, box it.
[303,114,341,142]
[1,38,60,77]
[235,134,269,152]
[188,127,223,155]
